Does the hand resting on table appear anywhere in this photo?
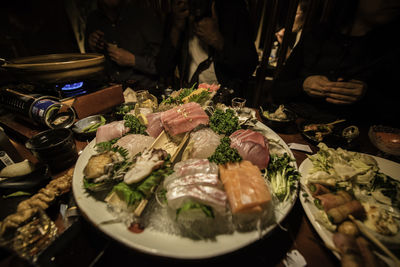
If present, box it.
[303,75,366,105]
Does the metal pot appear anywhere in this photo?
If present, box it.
[0,53,105,83]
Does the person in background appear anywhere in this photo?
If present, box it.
[271,0,400,126]
[157,0,258,99]
[275,0,309,60]
[85,0,163,90]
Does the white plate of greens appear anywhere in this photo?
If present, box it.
[72,120,299,259]
[299,144,400,259]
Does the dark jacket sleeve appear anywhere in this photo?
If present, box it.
[84,11,100,53]
[156,14,181,81]
[270,37,307,103]
[133,7,163,75]
[214,0,258,81]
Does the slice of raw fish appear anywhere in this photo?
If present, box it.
[229,129,270,169]
[160,102,209,136]
[164,173,221,190]
[166,184,227,214]
[198,83,220,92]
[219,160,271,214]
[96,120,130,143]
[183,128,221,159]
[164,159,226,215]
[114,134,155,159]
[146,112,164,138]
[124,149,166,184]
[163,159,218,186]
[230,129,266,146]
[173,159,218,177]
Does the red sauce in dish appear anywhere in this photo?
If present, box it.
[128,223,144,233]
[375,132,400,146]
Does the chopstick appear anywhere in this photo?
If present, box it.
[348,215,400,265]
[326,119,346,126]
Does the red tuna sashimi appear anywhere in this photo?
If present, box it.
[161,102,209,136]
[96,120,130,143]
[229,129,270,169]
[146,112,164,138]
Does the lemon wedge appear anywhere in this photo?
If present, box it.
[137,113,148,125]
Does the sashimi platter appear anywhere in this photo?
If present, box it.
[72,84,300,259]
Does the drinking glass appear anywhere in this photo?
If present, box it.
[231,97,246,112]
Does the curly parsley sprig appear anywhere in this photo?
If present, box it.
[209,109,241,136]
[123,114,147,135]
[208,137,242,165]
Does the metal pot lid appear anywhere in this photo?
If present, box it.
[1,53,105,72]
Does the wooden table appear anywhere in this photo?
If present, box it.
[0,118,385,267]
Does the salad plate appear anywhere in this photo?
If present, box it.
[299,149,400,260]
[72,121,298,259]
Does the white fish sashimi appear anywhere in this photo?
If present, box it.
[166,185,227,214]
[164,159,227,215]
[164,173,221,190]
[114,134,155,159]
[173,159,218,177]
[96,120,130,143]
[182,128,221,160]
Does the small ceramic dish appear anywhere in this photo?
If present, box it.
[72,114,106,141]
[260,104,297,133]
[299,119,359,149]
[369,125,400,156]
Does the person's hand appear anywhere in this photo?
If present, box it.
[324,78,366,105]
[275,28,285,44]
[194,3,224,51]
[172,0,189,31]
[303,75,366,105]
[303,75,332,98]
[107,44,135,67]
[88,30,105,52]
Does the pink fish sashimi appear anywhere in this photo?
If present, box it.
[146,112,164,138]
[96,120,130,143]
[229,129,270,169]
[230,129,265,146]
[114,134,155,159]
[198,83,220,92]
[160,102,209,136]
